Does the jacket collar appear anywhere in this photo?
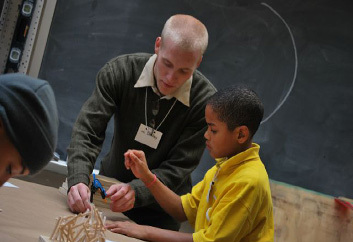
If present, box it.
[215,143,261,174]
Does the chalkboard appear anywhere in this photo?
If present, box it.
[39,0,353,199]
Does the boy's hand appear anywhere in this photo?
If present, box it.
[124,150,153,182]
[105,221,148,240]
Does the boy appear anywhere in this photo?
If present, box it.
[106,86,274,242]
[0,73,59,186]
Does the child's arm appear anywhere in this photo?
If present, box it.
[124,150,188,222]
[105,221,193,242]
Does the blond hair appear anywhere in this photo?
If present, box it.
[161,14,208,54]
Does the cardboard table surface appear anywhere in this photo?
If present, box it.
[0,178,144,242]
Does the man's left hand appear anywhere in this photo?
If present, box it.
[106,183,135,212]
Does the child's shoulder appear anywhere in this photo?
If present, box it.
[232,159,270,188]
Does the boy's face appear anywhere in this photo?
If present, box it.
[204,105,240,159]
[0,124,29,186]
[154,36,202,96]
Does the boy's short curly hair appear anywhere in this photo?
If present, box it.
[207,85,264,137]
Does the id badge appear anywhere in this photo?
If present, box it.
[135,124,162,149]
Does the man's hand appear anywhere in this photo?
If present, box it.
[67,183,91,213]
[106,183,135,213]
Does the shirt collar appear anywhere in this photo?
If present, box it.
[215,143,261,171]
[134,54,192,107]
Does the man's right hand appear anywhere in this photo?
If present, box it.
[67,182,92,213]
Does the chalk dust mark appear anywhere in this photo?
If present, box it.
[260,2,298,124]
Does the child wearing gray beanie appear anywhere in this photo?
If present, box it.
[0,73,59,185]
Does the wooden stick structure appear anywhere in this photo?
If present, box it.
[49,205,106,242]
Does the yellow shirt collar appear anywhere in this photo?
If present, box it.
[215,143,261,170]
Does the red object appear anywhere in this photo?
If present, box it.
[146,174,157,188]
[335,198,353,210]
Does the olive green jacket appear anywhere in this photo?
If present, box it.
[67,53,216,208]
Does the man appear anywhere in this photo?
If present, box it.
[0,73,59,186]
[67,14,217,230]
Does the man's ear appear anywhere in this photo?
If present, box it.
[154,37,162,54]
[196,55,203,68]
[236,126,250,144]
[0,117,4,136]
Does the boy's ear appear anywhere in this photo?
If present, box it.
[236,125,250,144]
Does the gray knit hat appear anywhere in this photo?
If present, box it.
[0,73,59,174]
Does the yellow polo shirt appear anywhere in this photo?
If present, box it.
[181,143,274,242]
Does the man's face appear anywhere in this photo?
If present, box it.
[153,37,202,96]
[0,126,29,186]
